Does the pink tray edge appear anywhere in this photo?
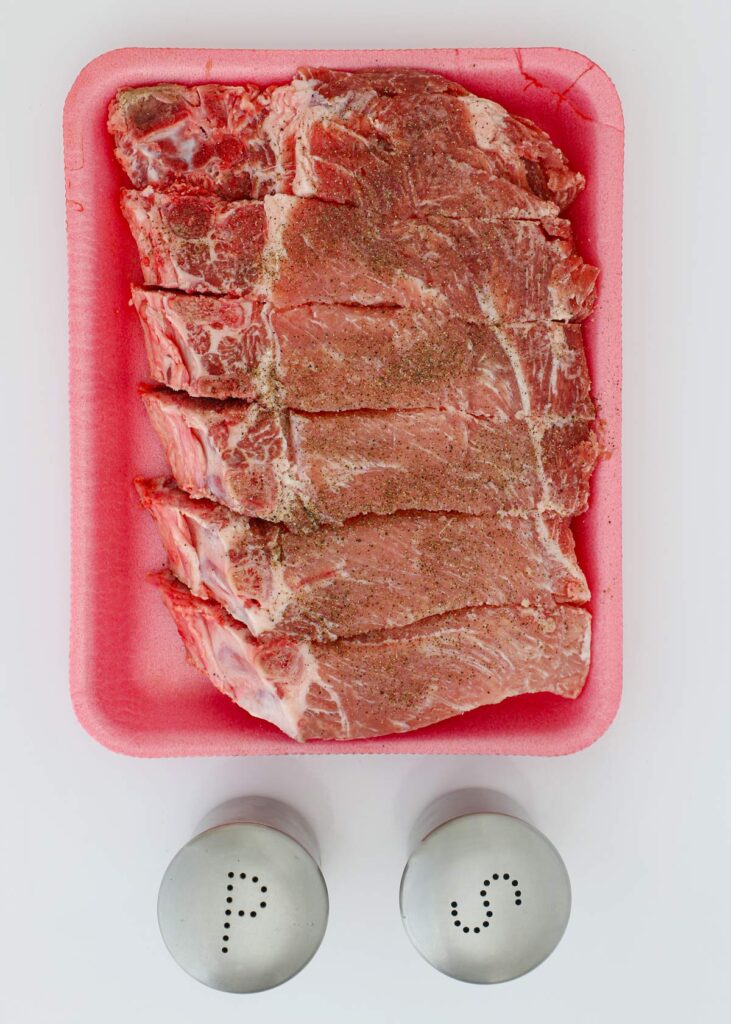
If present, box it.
[64,46,623,758]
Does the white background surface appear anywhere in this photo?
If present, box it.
[1,1,730,1021]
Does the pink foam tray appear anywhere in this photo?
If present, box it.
[64,47,623,757]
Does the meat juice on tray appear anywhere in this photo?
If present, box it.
[108,66,599,741]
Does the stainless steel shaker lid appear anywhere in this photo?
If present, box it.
[400,813,571,984]
[158,821,329,993]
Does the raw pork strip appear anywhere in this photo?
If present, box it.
[156,571,591,741]
[121,190,598,322]
[264,69,579,218]
[108,83,275,200]
[108,67,583,213]
[141,387,598,529]
[295,66,583,205]
[137,477,589,640]
[133,287,595,419]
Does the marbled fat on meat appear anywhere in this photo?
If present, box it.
[109,68,583,213]
[108,83,276,200]
[140,387,598,529]
[121,190,597,321]
[156,571,591,742]
[133,287,595,419]
[110,67,600,740]
[137,478,589,640]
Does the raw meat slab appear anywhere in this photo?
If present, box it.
[141,387,598,526]
[137,478,589,640]
[109,70,583,214]
[122,189,597,321]
[156,572,591,742]
[64,47,623,756]
[134,288,594,418]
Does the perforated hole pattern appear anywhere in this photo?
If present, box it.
[450,872,523,934]
[221,871,269,954]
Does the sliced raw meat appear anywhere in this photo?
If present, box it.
[300,66,470,97]
[121,190,597,321]
[156,571,591,741]
[133,286,595,420]
[266,70,579,217]
[109,68,583,212]
[108,83,275,200]
[137,477,589,639]
[140,386,598,529]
